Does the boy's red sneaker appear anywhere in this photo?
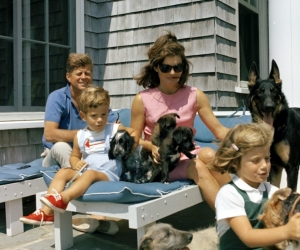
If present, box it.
[40,189,68,213]
[19,209,54,226]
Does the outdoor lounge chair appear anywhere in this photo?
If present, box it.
[0,158,47,236]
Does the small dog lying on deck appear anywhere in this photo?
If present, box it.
[138,223,219,250]
[258,188,300,250]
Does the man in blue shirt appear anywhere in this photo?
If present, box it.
[42,53,118,168]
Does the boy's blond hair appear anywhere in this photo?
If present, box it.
[209,122,274,174]
[78,85,110,113]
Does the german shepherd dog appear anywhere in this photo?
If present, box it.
[248,60,300,191]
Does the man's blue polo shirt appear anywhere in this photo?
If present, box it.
[42,84,118,149]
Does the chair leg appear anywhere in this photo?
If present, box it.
[5,199,23,236]
[35,191,46,210]
[54,210,73,250]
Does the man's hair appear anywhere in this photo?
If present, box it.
[66,53,93,73]
[78,85,110,113]
[209,122,274,174]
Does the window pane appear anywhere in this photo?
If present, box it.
[0,0,13,37]
[23,0,45,41]
[49,46,69,92]
[49,0,69,45]
[239,4,259,81]
[250,0,257,8]
[0,39,13,106]
[23,42,46,106]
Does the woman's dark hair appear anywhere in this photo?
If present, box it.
[134,30,191,88]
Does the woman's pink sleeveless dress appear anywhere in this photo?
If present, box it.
[140,86,201,181]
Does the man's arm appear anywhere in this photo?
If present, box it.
[44,121,79,143]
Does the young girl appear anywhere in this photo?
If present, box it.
[21,86,138,222]
[211,122,300,249]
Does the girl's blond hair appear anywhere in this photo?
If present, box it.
[78,85,110,113]
[209,122,274,174]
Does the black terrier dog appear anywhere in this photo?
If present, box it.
[108,130,153,183]
[150,113,180,147]
[141,126,196,183]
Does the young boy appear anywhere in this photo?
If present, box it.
[21,86,138,224]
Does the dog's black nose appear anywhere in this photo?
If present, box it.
[263,98,275,112]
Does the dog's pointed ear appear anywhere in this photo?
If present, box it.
[248,61,259,89]
[138,236,152,250]
[269,59,282,85]
[275,187,292,201]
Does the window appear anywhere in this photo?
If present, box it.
[239,3,259,81]
[236,0,268,92]
[0,0,75,111]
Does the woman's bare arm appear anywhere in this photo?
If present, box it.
[130,93,159,160]
[196,89,229,140]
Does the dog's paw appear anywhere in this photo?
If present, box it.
[137,177,148,184]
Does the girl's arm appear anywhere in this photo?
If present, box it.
[69,134,85,170]
[229,213,300,248]
[196,89,229,140]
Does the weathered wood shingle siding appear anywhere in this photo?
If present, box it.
[0,128,44,165]
[85,0,242,111]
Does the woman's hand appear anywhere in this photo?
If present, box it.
[152,144,161,163]
[72,160,88,171]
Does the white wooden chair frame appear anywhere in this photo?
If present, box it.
[52,184,203,250]
[0,177,47,236]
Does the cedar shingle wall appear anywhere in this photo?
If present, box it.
[0,128,44,165]
[85,0,244,111]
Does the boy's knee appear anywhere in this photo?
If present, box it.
[198,147,216,164]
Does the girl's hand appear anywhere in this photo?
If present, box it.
[152,144,161,163]
[72,160,88,171]
[286,213,300,240]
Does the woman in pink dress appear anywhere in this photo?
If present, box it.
[131,30,231,210]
